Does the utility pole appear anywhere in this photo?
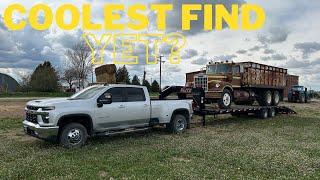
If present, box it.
[143,67,146,84]
[91,65,96,84]
[158,55,165,99]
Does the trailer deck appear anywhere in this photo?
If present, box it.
[194,105,297,126]
[159,86,297,126]
[191,87,297,126]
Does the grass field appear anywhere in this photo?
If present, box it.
[0,100,319,179]
[0,92,73,98]
[0,92,159,98]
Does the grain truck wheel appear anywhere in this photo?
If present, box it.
[258,90,272,106]
[272,91,280,106]
[218,89,232,109]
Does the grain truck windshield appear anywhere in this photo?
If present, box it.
[207,64,231,74]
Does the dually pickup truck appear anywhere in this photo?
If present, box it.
[23,84,193,148]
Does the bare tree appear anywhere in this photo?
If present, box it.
[66,41,97,89]
[17,72,31,92]
[62,68,77,91]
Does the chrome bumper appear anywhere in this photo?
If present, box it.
[23,120,59,141]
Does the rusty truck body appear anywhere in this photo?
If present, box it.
[179,61,289,109]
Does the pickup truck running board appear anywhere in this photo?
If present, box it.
[103,127,152,136]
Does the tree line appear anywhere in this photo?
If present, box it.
[116,65,160,92]
[19,41,160,93]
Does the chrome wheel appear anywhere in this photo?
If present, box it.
[176,119,185,131]
[67,129,82,145]
[274,93,280,104]
[267,94,272,104]
[223,93,231,107]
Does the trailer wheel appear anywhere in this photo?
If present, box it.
[218,89,232,109]
[299,94,305,103]
[259,109,269,119]
[258,90,272,106]
[272,91,280,106]
[268,108,276,118]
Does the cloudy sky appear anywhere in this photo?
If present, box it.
[0,0,320,90]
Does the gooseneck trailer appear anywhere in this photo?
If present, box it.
[191,87,297,126]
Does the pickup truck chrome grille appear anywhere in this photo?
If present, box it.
[26,113,38,124]
[194,76,208,92]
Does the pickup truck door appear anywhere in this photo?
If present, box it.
[124,87,151,127]
[94,87,127,130]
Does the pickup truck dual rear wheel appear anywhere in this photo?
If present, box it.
[167,114,187,133]
[59,123,88,149]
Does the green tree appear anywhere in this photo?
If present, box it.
[29,61,60,92]
[116,65,131,84]
[151,80,160,92]
[131,75,141,85]
[142,80,151,92]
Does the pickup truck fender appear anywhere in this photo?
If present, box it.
[172,108,190,121]
[171,108,191,129]
[57,113,94,135]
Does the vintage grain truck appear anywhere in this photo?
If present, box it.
[179,61,289,109]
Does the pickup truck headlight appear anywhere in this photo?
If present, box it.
[215,83,221,88]
[42,106,55,111]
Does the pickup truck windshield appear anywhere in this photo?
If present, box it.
[206,64,231,74]
[70,87,105,99]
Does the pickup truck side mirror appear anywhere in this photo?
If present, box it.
[97,93,112,108]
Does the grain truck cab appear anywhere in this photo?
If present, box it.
[192,61,239,108]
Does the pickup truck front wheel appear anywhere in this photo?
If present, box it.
[59,123,88,149]
[167,114,187,133]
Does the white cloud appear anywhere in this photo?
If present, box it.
[0,0,320,89]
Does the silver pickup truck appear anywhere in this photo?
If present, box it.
[23,84,193,148]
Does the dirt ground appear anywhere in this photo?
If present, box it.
[0,100,27,118]
[0,99,319,119]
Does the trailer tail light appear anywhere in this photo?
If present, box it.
[292,92,296,94]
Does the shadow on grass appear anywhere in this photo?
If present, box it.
[25,114,318,149]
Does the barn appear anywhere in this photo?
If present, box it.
[0,73,20,92]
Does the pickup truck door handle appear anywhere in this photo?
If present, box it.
[118,105,126,108]
[144,104,150,107]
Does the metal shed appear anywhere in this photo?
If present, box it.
[0,73,20,92]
